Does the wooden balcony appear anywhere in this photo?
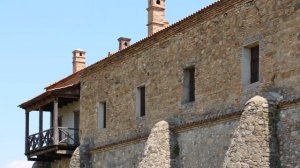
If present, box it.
[19,84,81,162]
[26,127,79,161]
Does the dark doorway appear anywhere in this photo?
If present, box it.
[74,111,80,144]
[58,116,62,141]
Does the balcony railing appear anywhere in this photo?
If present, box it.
[26,127,79,153]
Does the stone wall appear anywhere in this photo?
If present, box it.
[85,99,299,168]
[139,121,177,168]
[223,96,280,168]
[278,104,300,168]
[80,0,300,149]
[32,162,51,168]
[51,158,70,168]
[177,119,239,168]
[69,145,91,168]
[88,117,239,168]
[90,141,145,168]
[79,0,300,167]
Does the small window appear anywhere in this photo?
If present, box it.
[79,53,82,56]
[250,46,259,83]
[183,67,195,103]
[242,44,260,85]
[136,86,146,117]
[156,0,161,5]
[97,102,107,129]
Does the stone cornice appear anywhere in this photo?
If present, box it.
[172,110,242,133]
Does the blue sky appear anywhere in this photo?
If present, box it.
[0,0,216,167]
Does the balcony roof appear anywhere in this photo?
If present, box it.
[19,84,80,111]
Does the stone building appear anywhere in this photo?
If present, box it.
[20,0,300,167]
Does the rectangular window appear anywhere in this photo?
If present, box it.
[242,44,260,86]
[183,67,195,103]
[137,86,146,117]
[250,45,259,83]
[97,102,107,129]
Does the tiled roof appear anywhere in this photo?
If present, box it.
[19,84,79,110]
[21,0,243,109]
[82,0,241,76]
[41,0,237,90]
[45,69,84,91]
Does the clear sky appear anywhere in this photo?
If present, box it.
[0,0,216,167]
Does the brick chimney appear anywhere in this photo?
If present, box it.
[118,37,131,51]
[147,0,169,36]
[72,49,86,73]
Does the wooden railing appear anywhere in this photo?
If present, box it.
[58,127,79,145]
[26,127,79,152]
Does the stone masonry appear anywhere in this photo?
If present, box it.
[69,145,91,168]
[177,119,239,168]
[277,104,300,168]
[32,162,51,168]
[78,0,299,167]
[139,121,177,168]
[223,96,278,168]
[25,0,300,167]
[90,141,145,168]
[51,158,70,168]
[69,147,80,168]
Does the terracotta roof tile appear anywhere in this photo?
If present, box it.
[45,69,84,91]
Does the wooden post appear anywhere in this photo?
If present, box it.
[38,108,43,148]
[25,110,30,154]
[53,98,59,145]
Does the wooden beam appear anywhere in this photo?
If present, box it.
[53,98,59,145]
[26,97,55,113]
[57,94,80,99]
[56,150,74,155]
[27,146,58,158]
[25,110,30,154]
[28,157,54,162]
[39,108,43,148]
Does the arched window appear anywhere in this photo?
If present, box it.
[156,0,161,5]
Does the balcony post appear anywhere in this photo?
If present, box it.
[38,108,43,148]
[53,98,59,145]
[25,110,29,154]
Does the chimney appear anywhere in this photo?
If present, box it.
[147,0,169,36]
[72,49,86,73]
[118,37,131,51]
